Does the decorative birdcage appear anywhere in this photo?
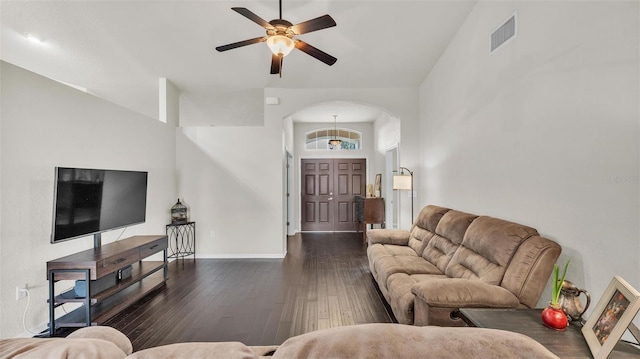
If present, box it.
[170,199,188,224]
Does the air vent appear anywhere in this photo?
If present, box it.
[491,14,516,52]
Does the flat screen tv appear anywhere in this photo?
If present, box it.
[51,167,148,244]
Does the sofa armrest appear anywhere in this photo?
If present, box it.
[367,228,411,246]
[411,277,520,308]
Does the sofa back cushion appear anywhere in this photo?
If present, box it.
[422,210,478,272]
[502,236,562,307]
[445,216,538,285]
[407,205,450,256]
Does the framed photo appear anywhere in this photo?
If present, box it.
[374,174,382,197]
[582,275,640,359]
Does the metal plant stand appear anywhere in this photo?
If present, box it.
[166,222,196,260]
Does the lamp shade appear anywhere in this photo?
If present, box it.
[393,175,412,190]
[267,35,294,57]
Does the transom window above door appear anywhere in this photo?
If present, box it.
[305,128,361,150]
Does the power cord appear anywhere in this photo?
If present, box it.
[116,227,128,241]
[24,286,75,337]
[22,289,39,336]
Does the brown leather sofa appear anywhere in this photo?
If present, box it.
[0,324,559,358]
[367,205,562,326]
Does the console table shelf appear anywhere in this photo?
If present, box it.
[47,235,168,336]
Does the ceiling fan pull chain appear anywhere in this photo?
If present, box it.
[279,55,283,78]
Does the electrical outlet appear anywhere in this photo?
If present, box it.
[15,285,27,300]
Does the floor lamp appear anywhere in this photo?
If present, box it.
[393,167,414,222]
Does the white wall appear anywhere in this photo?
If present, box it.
[175,122,285,258]
[0,61,177,337]
[420,0,639,319]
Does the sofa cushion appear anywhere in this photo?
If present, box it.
[406,205,450,256]
[127,342,259,359]
[422,210,478,272]
[411,277,520,308]
[377,244,418,258]
[0,338,127,359]
[375,256,442,293]
[407,226,436,255]
[445,216,538,285]
[412,205,450,233]
[272,323,558,359]
[369,244,418,280]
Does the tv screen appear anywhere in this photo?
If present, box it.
[51,167,148,243]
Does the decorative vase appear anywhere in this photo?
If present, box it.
[558,280,591,322]
[541,303,568,331]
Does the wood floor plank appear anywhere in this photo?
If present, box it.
[102,232,393,350]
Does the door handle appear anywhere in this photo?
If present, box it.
[328,197,333,201]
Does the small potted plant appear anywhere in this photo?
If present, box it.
[541,260,570,330]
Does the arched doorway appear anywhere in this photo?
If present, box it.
[287,100,401,233]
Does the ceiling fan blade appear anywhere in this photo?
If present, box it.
[290,15,336,35]
[271,54,282,76]
[215,36,268,52]
[295,40,337,66]
[232,7,273,29]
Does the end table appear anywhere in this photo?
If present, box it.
[456,308,640,358]
[166,221,195,260]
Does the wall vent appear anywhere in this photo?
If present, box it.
[491,14,516,52]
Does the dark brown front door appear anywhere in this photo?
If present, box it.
[301,158,366,231]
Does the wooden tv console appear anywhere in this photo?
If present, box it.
[47,235,168,336]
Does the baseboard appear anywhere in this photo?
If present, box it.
[195,253,286,259]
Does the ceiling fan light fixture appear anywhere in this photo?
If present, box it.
[267,35,294,57]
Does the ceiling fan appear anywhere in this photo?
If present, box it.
[215,0,337,77]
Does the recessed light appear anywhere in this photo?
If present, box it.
[24,32,43,44]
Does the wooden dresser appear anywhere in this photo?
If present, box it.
[355,196,385,242]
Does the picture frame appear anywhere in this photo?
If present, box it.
[374,174,382,197]
[582,275,640,359]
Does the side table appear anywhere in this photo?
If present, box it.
[355,196,385,242]
[166,222,196,260]
[456,308,640,358]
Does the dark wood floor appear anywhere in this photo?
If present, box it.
[104,232,393,351]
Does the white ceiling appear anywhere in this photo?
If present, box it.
[1,1,477,125]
